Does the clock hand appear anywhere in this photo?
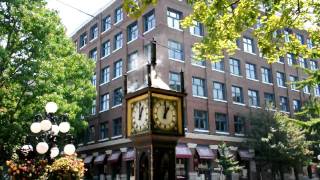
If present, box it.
[139,106,144,120]
[163,101,170,119]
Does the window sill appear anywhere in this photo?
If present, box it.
[168,26,184,32]
[143,27,155,35]
[213,99,227,103]
[291,89,300,92]
[233,102,246,106]
[216,131,230,135]
[99,109,109,113]
[169,58,185,63]
[265,108,276,112]
[78,143,84,146]
[262,82,273,86]
[304,92,311,95]
[235,133,245,137]
[101,29,111,35]
[249,105,261,109]
[114,20,123,26]
[278,86,287,89]
[230,74,243,78]
[190,33,203,38]
[89,38,98,43]
[127,38,138,45]
[277,62,285,64]
[79,45,86,50]
[98,138,109,142]
[112,104,122,109]
[99,82,110,86]
[193,95,208,99]
[87,141,95,144]
[111,135,123,139]
[247,78,259,82]
[191,63,206,68]
[194,129,209,133]
[127,69,137,74]
[244,51,257,56]
[212,69,225,73]
[112,48,122,53]
[112,76,122,81]
[280,110,290,114]
[101,54,110,60]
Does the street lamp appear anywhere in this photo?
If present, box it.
[28,102,75,160]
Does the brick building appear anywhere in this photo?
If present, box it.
[71,0,319,179]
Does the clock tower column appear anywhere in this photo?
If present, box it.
[125,64,185,180]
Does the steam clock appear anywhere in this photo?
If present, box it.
[125,57,185,179]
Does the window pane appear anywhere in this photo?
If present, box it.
[215,113,228,132]
[194,110,208,130]
[169,72,181,91]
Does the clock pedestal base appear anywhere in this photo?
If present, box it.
[132,135,177,180]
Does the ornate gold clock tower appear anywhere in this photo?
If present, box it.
[125,58,185,180]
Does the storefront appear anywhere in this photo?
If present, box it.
[107,151,121,180]
[176,144,192,179]
[123,149,135,180]
[94,154,107,179]
[237,149,255,180]
[84,155,94,179]
[194,146,215,180]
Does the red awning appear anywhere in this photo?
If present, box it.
[123,149,135,161]
[84,155,94,164]
[108,151,121,163]
[238,150,254,160]
[94,154,106,165]
[196,146,215,159]
[176,145,192,158]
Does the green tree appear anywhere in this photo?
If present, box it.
[247,110,312,180]
[0,0,95,166]
[292,97,320,165]
[216,143,242,180]
[124,0,320,86]
[125,0,319,60]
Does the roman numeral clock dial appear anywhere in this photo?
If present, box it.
[131,99,149,133]
[153,99,177,131]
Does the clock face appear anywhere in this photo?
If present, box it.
[153,98,177,131]
[132,99,149,133]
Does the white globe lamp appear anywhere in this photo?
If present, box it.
[40,119,52,131]
[59,122,70,133]
[30,122,41,133]
[36,142,49,154]
[317,154,320,161]
[45,102,58,113]
[50,147,60,158]
[51,124,59,135]
[64,144,75,155]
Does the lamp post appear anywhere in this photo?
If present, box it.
[27,102,75,161]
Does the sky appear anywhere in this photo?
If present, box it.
[46,0,112,36]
